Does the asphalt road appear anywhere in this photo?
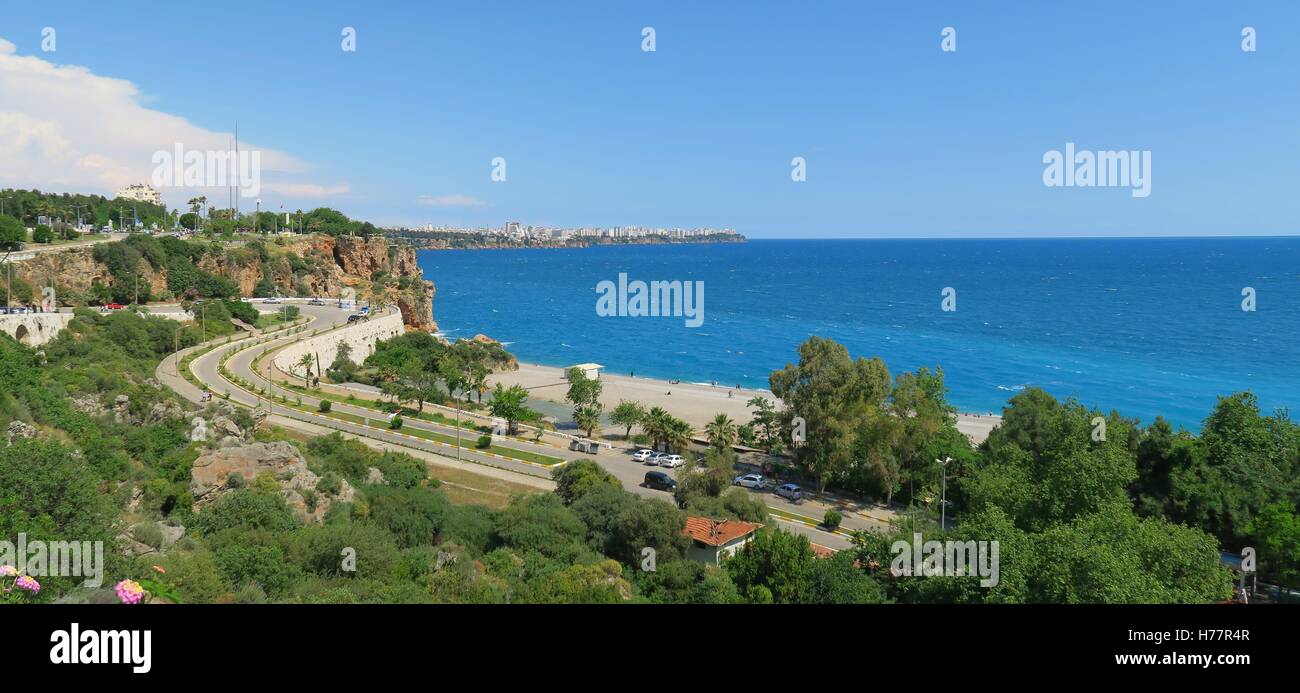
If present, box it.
[165,302,862,549]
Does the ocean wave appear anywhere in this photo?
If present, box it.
[996,384,1027,392]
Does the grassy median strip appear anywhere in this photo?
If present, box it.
[767,507,850,535]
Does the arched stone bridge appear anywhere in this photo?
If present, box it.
[0,313,74,346]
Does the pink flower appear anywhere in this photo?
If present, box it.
[0,565,17,577]
[15,575,40,593]
[114,579,145,605]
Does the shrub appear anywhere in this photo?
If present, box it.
[823,509,843,530]
[130,522,164,549]
[318,399,332,413]
[475,434,492,449]
[389,416,403,430]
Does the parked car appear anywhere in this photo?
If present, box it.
[658,454,685,468]
[103,303,126,310]
[359,305,370,314]
[648,452,670,466]
[775,483,803,501]
[733,473,767,489]
[631,449,654,462]
[262,296,281,304]
[307,297,324,306]
[346,313,365,323]
[643,471,677,492]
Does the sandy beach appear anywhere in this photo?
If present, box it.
[487,362,1001,444]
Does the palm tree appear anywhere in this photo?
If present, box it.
[665,417,693,454]
[187,198,203,232]
[574,405,602,439]
[643,406,672,450]
[297,353,314,388]
[705,413,738,451]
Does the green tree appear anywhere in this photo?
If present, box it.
[1245,502,1300,586]
[769,336,892,491]
[0,216,25,250]
[487,383,536,434]
[724,529,817,604]
[747,396,783,453]
[552,459,622,505]
[610,399,646,439]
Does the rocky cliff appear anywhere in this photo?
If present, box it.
[12,234,437,330]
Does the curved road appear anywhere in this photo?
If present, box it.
[163,302,861,549]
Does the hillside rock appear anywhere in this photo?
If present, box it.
[189,441,351,523]
[12,233,438,331]
[69,393,107,417]
[6,420,37,445]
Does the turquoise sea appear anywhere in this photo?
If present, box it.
[419,238,1300,430]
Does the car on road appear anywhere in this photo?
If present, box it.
[643,471,677,492]
[775,483,803,502]
[262,296,281,304]
[307,297,324,306]
[359,305,370,314]
[631,449,654,463]
[103,303,126,310]
[658,454,684,468]
[347,313,366,323]
[733,473,767,489]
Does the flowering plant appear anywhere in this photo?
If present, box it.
[113,566,182,604]
[1,565,41,603]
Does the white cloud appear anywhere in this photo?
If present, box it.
[416,194,487,208]
[0,35,344,208]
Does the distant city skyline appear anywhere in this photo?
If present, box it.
[1,3,1297,237]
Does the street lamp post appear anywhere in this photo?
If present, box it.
[936,456,954,531]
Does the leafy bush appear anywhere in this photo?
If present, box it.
[130,522,165,549]
[389,416,403,430]
[823,509,843,529]
[475,434,491,449]
[318,399,332,413]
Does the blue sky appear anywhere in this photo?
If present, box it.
[2,1,1297,237]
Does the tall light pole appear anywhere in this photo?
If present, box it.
[936,456,954,531]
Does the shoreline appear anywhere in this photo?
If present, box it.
[399,241,746,252]
[486,361,1002,444]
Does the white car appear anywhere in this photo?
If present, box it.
[631,449,654,463]
[648,452,670,466]
[658,454,685,468]
[733,473,766,489]
[262,296,281,304]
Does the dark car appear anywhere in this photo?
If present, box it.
[643,471,677,492]
[775,483,802,502]
[347,313,365,323]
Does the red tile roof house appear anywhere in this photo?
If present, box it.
[682,517,764,565]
